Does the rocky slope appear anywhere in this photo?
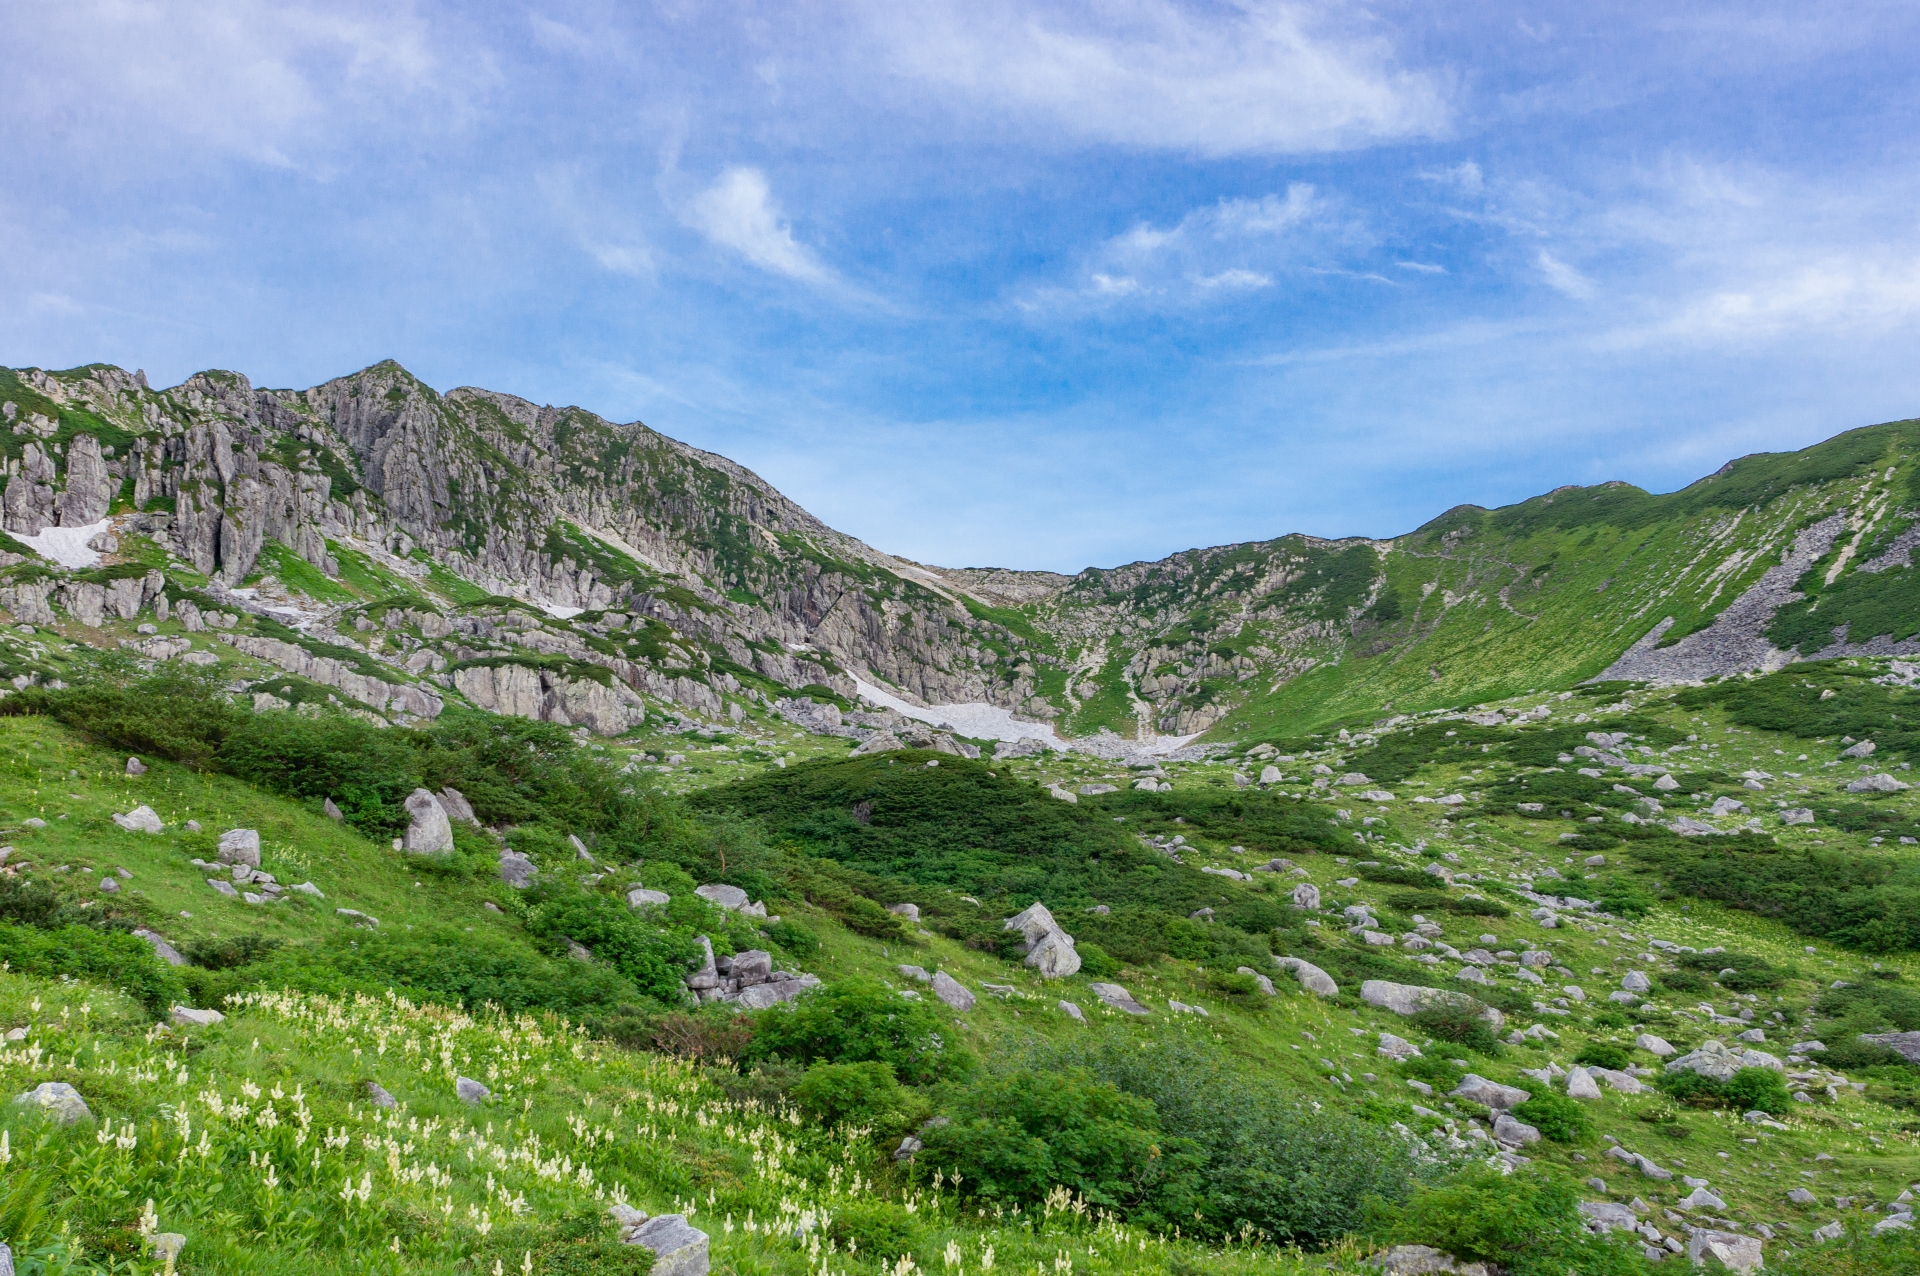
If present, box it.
[1,360,1915,743]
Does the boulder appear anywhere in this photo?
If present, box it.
[13,1081,90,1124]
[1493,1112,1541,1145]
[1377,1033,1421,1061]
[1786,1188,1816,1205]
[1235,966,1277,995]
[1450,1074,1530,1110]
[1024,928,1082,978]
[1566,1066,1603,1099]
[402,789,454,854]
[112,805,163,833]
[1361,980,1504,1030]
[367,1082,397,1108]
[217,828,261,868]
[685,936,721,991]
[322,797,345,821]
[1578,1201,1638,1233]
[336,908,379,928]
[931,971,976,1011]
[1291,882,1322,909]
[133,929,187,966]
[1680,1186,1728,1212]
[887,903,921,921]
[1847,774,1909,794]
[1057,1000,1085,1021]
[1636,1033,1676,1057]
[728,950,773,986]
[897,964,931,982]
[1860,1031,1920,1063]
[569,834,593,862]
[696,883,751,912]
[498,850,536,888]
[1665,1039,1783,1082]
[626,1214,710,1276]
[1621,970,1651,993]
[1089,982,1150,1015]
[1366,1245,1490,1275]
[455,1076,491,1105]
[1589,1067,1645,1094]
[1276,957,1339,997]
[627,887,671,908]
[1686,1231,1763,1273]
[439,787,477,823]
[125,756,146,776]
[170,1005,224,1029]
[1003,901,1061,949]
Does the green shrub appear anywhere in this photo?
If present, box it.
[791,1060,929,1138]
[0,875,90,930]
[1725,1066,1795,1115]
[0,923,183,1016]
[826,1202,923,1262]
[1657,1069,1729,1107]
[763,918,820,960]
[1385,1168,1648,1276]
[1574,1043,1631,1071]
[1409,1004,1501,1054]
[219,709,424,837]
[1,661,241,768]
[524,886,705,1004]
[1824,1036,1914,1071]
[1401,1055,1466,1091]
[1031,1032,1419,1245]
[919,1067,1200,1216]
[1511,1092,1592,1142]
[745,978,972,1085]
[1203,970,1268,1006]
[1678,950,1789,991]
[1075,940,1122,978]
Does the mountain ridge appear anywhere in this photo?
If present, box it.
[0,358,1914,745]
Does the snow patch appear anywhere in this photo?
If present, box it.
[540,603,585,620]
[849,674,1204,759]
[14,519,111,569]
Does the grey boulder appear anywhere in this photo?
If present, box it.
[930,971,976,1011]
[403,789,454,854]
[1361,979,1504,1030]
[134,929,187,966]
[1665,1039,1783,1082]
[1687,1231,1763,1273]
[627,887,670,908]
[455,1077,491,1104]
[1450,1074,1530,1110]
[367,1081,398,1108]
[1493,1112,1541,1145]
[218,827,262,867]
[1089,982,1150,1015]
[170,1005,224,1029]
[498,850,536,888]
[625,1214,709,1276]
[1276,956,1339,997]
[112,805,164,833]
[13,1081,91,1124]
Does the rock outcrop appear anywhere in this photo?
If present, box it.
[1002,902,1080,978]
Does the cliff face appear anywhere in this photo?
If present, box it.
[2,360,1915,742]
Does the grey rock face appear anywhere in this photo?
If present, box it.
[13,1081,91,1124]
[1860,1031,1920,1063]
[402,789,454,854]
[229,635,443,720]
[218,827,262,868]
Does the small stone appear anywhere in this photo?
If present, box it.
[367,1081,397,1108]
[125,756,146,775]
[322,797,344,821]
[1057,1000,1085,1021]
[98,877,120,894]
[455,1076,491,1105]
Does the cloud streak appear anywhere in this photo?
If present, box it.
[684,167,836,285]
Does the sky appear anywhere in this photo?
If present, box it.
[4,1,1919,573]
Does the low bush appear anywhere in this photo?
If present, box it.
[0,922,182,1016]
[524,886,707,1004]
[1574,1043,1631,1071]
[645,1011,753,1063]
[791,1060,929,1139]
[1408,1004,1501,1054]
[919,1067,1200,1217]
[1677,950,1789,991]
[826,1201,923,1262]
[1510,1092,1592,1142]
[745,978,972,1085]
[1657,1066,1792,1114]
[1383,1167,1648,1276]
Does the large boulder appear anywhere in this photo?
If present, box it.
[1861,1031,1920,1063]
[931,971,976,1011]
[402,789,454,854]
[1291,882,1322,909]
[1450,1074,1531,1110]
[1003,901,1061,949]
[133,928,187,967]
[625,1214,710,1276]
[1089,982,1150,1015]
[1024,928,1082,978]
[170,1006,225,1029]
[112,805,163,833]
[217,828,261,868]
[1665,1039,1783,1083]
[13,1081,91,1124]
[1687,1231,1763,1273]
[1276,956,1339,997]
[695,883,751,912]
[498,850,536,888]
[1360,980,1504,1030]
[627,887,670,908]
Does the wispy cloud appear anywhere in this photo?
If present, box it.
[1535,250,1595,298]
[684,167,835,285]
[853,0,1449,156]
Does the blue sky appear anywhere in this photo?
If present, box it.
[5,2,1919,572]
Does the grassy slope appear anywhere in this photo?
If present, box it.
[3,667,1920,1266]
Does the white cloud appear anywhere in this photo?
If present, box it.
[1090,274,1142,295]
[1395,260,1447,274]
[853,0,1449,156]
[1422,160,1484,193]
[685,167,835,285]
[1193,269,1272,290]
[1536,250,1595,298]
[1,0,457,171]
